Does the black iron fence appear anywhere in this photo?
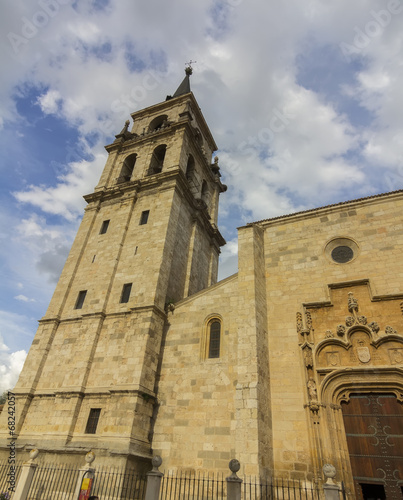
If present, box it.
[26,463,80,500]
[23,464,147,500]
[160,471,226,500]
[0,461,323,500]
[242,476,321,500]
[0,460,23,499]
[159,472,321,500]
[91,467,146,500]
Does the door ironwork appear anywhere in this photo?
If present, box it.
[341,393,403,499]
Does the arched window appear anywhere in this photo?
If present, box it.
[194,128,203,147]
[148,145,166,175]
[208,321,221,358]
[117,153,136,183]
[201,180,210,208]
[186,155,195,179]
[149,115,168,132]
[201,316,223,360]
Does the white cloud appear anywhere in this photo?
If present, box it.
[0,0,403,371]
[14,294,36,303]
[218,238,238,280]
[14,148,106,221]
[0,314,32,393]
[37,89,62,114]
[0,343,27,394]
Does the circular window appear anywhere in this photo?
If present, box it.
[331,246,354,263]
[324,237,359,264]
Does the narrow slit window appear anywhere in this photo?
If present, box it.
[120,283,132,303]
[85,408,101,434]
[100,220,110,234]
[140,210,149,225]
[208,321,221,358]
[74,290,87,310]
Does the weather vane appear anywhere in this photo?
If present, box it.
[185,60,196,75]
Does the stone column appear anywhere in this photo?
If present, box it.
[322,464,341,500]
[145,456,164,500]
[226,459,242,500]
[73,451,96,500]
[13,449,39,500]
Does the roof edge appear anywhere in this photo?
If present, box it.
[239,189,403,229]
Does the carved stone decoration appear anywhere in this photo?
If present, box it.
[336,325,345,337]
[326,351,340,367]
[348,292,358,313]
[323,464,337,485]
[85,451,96,464]
[388,348,403,365]
[369,322,380,334]
[29,449,40,462]
[306,377,320,413]
[400,301,403,315]
[325,330,334,338]
[345,316,355,327]
[358,315,367,325]
[307,377,318,402]
[385,326,397,335]
[356,340,371,363]
[303,347,313,368]
[296,312,303,334]
[306,311,313,331]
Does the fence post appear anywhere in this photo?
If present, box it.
[73,451,96,500]
[13,449,39,500]
[145,456,164,500]
[322,464,342,500]
[226,459,242,500]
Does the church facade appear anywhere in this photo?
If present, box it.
[1,70,403,499]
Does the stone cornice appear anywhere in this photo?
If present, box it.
[83,169,225,248]
[241,189,403,229]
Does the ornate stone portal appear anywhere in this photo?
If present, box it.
[297,284,403,495]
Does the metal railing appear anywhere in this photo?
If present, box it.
[0,460,23,499]
[158,472,321,500]
[242,477,321,500]
[91,467,146,500]
[1,459,323,500]
[160,471,226,500]
[27,463,80,500]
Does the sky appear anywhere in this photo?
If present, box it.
[1,0,403,392]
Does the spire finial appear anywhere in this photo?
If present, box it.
[185,60,196,76]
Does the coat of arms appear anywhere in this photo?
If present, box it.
[356,340,371,363]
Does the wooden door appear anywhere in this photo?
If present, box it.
[341,393,403,499]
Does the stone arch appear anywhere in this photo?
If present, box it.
[148,114,168,132]
[194,127,203,147]
[321,367,403,406]
[186,154,195,179]
[148,144,166,175]
[117,153,137,183]
[201,180,210,207]
[200,313,224,361]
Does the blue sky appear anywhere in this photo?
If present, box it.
[1,0,403,391]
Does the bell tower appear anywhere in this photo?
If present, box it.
[2,68,226,468]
